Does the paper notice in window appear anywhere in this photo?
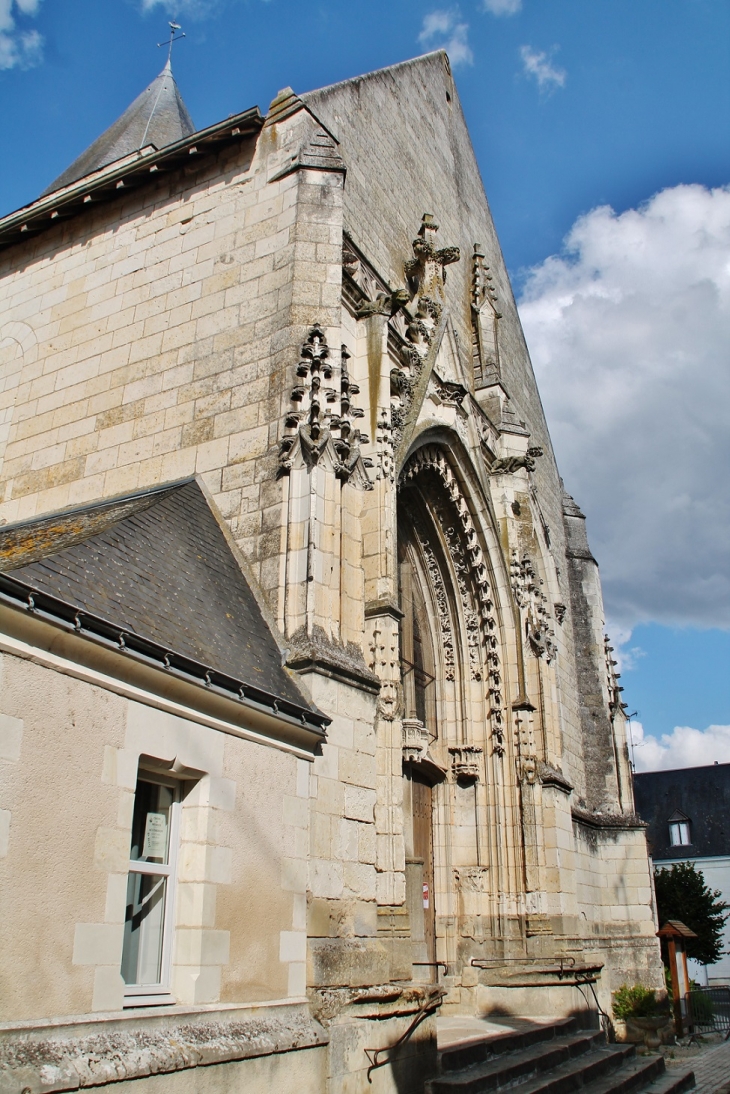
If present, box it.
[143,812,167,859]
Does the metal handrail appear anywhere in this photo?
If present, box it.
[364,988,446,1082]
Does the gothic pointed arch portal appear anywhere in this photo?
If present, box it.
[397,441,526,973]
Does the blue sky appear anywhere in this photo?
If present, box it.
[1,0,728,768]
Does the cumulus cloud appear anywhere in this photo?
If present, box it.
[481,0,521,15]
[419,10,473,67]
[0,0,43,69]
[630,721,730,772]
[519,184,730,629]
[519,45,566,90]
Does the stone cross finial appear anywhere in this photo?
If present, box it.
[404,213,460,304]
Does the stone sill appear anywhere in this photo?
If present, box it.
[0,998,328,1094]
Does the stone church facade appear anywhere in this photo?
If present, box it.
[0,52,662,1093]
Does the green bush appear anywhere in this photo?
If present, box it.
[612,984,660,1020]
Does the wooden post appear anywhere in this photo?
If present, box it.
[657,920,698,1040]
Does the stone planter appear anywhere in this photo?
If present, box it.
[613,1016,674,1049]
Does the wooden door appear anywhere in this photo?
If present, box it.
[412,771,436,963]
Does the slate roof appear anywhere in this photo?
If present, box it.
[0,480,316,717]
[43,60,196,196]
[633,764,730,860]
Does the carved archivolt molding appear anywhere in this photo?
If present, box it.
[401,444,505,756]
[414,521,455,682]
[279,326,373,489]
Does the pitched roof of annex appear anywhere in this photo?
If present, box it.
[0,480,328,736]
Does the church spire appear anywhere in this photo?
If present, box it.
[42,54,195,197]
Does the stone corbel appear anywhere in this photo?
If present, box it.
[449,745,483,784]
[402,717,429,763]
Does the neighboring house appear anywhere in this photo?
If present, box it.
[0,51,664,1094]
[634,763,730,986]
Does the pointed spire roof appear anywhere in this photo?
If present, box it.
[42,60,196,196]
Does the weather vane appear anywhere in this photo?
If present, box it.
[158,21,186,62]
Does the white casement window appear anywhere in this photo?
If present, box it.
[669,820,691,846]
[121,771,181,1006]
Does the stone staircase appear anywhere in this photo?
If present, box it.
[426,1017,696,1094]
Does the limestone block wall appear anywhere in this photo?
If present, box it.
[302,673,397,988]
[0,645,311,1020]
[0,123,344,635]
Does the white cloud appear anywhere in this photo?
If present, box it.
[140,0,218,16]
[519,44,566,90]
[0,0,42,70]
[419,9,473,67]
[481,0,521,15]
[630,720,730,772]
[519,184,730,629]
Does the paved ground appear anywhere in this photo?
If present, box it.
[684,1040,730,1094]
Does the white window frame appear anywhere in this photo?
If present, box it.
[123,772,182,1008]
[669,820,691,847]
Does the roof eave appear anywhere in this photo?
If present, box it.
[0,105,264,254]
[0,571,330,745]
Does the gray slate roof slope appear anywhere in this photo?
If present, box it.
[0,480,307,707]
[634,763,730,859]
[43,60,196,196]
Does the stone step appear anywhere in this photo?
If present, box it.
[641,1068,696,1094]
[427,1041,640,1094]
[571,1058,695,1094]
[439,1018,581,1074]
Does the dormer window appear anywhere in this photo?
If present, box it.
[668,812,691,847]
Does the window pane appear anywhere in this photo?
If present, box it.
[669,821,691,846]
[121,871,167,985]
[129,779,173,864]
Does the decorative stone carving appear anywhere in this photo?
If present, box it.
[454,866,489,892]
[404,214,460,302]
[367,613,401,721]
[402,718,429,762]
[428,376,467,408]
[554,603,566,625]
[490,447,543,475]
[414,522,455,682]
[385,216,461,457]
[471,242,502,387]
[279,328,372,488]
[356,289,410,319]
[510,550,556,662]
[519,756,538,785]
[449,745,483,783]
[401,445,505,747]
